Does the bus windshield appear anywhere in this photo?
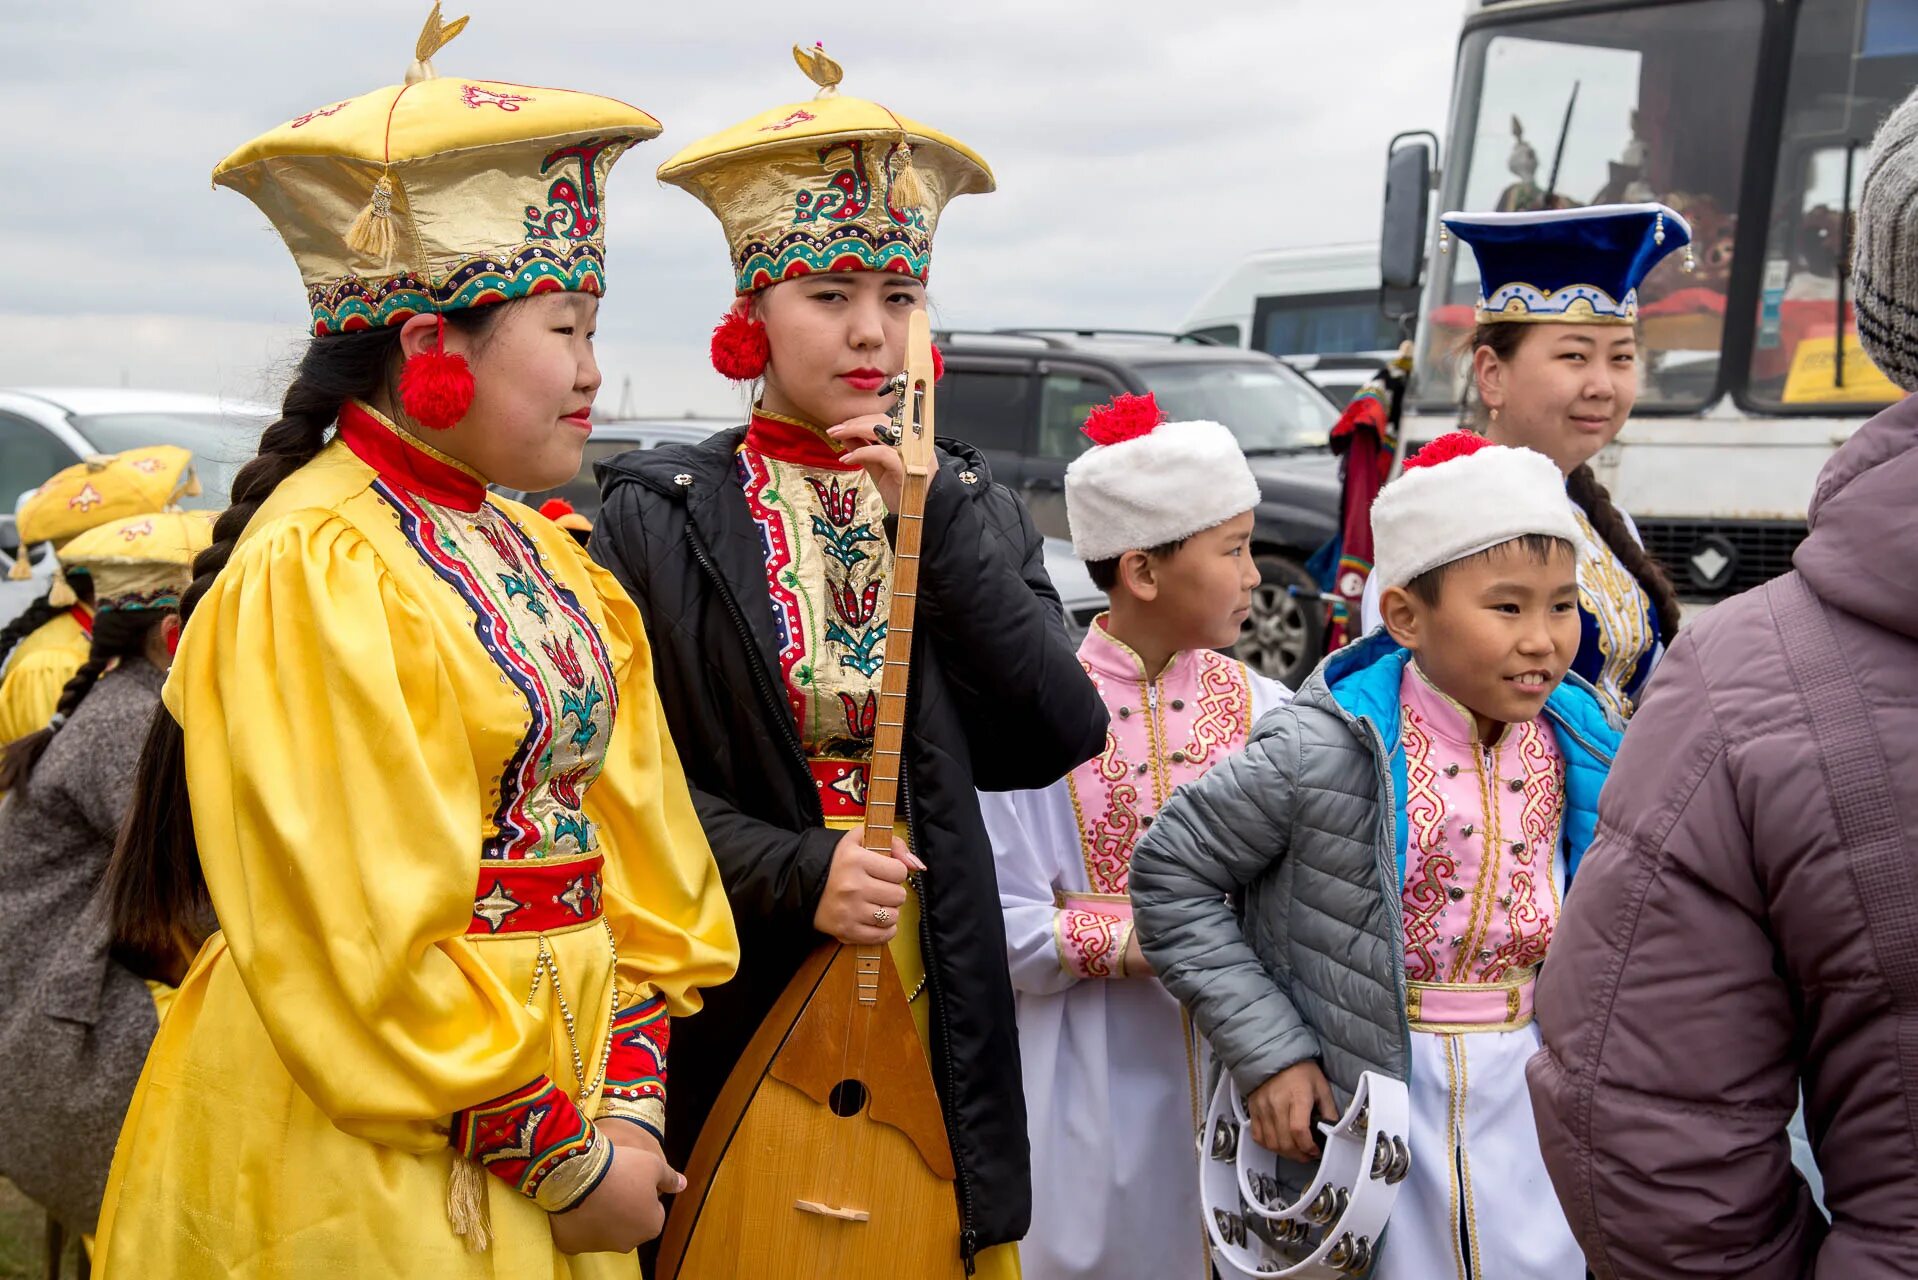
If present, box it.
[1412,0,1765,413]
[1747,0,1918,410]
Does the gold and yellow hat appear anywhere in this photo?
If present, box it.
[214,4,662,337]
[658,44,994,295]
[13,446,199,562]
[55,512,217,614]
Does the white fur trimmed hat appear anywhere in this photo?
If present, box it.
[1064,393,1261,562]
[1371,432,1581,588]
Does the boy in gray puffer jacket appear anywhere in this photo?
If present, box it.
[1132,432,1620,1279]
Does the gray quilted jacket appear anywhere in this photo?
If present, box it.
[1130,630,1617,1198]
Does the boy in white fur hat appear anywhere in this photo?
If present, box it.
[1130,431,1623,1279]
[977,392,1290,1280]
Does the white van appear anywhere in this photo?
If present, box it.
[1180,243,1402,403]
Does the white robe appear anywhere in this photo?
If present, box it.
[982,668,1287,1280]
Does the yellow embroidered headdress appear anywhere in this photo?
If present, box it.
[213,4,662,337]
[659,43,995,294]
[10,446,200,589]
[56,511,217,613]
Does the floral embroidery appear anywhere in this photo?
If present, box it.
[760,109,816,133]
[1483,722,1563,979]
[289,101,347,128]
[525,138,623,241]
[67,484,102,512]
[793,140,872,226]
[1068,729,1141,895]
[376,486,615,860]
[737,447,892,748]
[308,241,609,336]
[734,224,927,296]
[1571,508,1657,720]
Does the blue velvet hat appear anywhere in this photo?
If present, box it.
[1440,202,1693,324]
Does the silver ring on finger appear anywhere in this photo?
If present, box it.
[873,908,892,926]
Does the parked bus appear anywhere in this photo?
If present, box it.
[1380,0,1917,605]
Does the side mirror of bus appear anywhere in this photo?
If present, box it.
[1380,132,1438,312]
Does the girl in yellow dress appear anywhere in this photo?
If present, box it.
[594,46,1107,1279]
[94,11,737,1276]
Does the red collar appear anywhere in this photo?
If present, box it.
[338,401,488,512]
[743,406,861,471]
[72,604,93,637]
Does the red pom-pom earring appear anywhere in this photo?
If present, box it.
[399,314,476,430]
[710,309,770,381]
[931,342,946,383]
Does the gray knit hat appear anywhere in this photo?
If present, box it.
[1854,88,1918,392]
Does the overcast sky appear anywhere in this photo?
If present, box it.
[0,0,1467,417]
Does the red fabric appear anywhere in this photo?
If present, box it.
[710,310,770,381]
[464,854,605,935]
[743,410,861,472]
[1324,374,1402,652]
[602,994,671,1136]
[1081,392,1165,445]
[452,1077,599,1200]
[338,401,488,512]
[71,604,93,637]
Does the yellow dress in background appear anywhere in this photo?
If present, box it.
[0,608,90,748]
[94,406,738,1278]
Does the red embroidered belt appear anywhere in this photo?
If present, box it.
[1405,968,1537,1032]
[467,853,604,936]
[810,756,872,820]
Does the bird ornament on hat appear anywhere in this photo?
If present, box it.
[657,42,994,381]
[1063,392,1262,563]
[211,3,661,429]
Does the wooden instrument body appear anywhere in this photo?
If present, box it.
[657,314,964,1279]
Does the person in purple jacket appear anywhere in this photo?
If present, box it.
[1527,86,1918,1280]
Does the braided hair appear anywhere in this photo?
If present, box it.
[107,306,507,981]
[0,574,96,671]
[0,609,161,791]
[1469,322,1683,640]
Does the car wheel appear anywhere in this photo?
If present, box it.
[1234,555,1324,688]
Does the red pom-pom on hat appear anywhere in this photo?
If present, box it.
[539,498,577,521]
[710,309,770,381]
[1403,430,1492,470]
[398,315,475,430]
[1081,392,1166,446]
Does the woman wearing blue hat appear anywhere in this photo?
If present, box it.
[1364,203,1690,722]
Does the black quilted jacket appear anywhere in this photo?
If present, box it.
[593,427,1106,1262]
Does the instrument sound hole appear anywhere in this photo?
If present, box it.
[828,1079,870,1117]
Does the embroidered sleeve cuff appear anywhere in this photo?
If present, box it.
[1053,908,1129,980]
[600,990,669,1140]
[452,1077,612,1213]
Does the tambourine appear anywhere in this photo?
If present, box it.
[1200,1070,1410,1278]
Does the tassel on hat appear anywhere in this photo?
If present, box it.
[891,135,930,212]
[347,4,469,266]
[46,569,77,609]
[6,552,32,582]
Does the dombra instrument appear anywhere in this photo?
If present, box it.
[655,311,966,1279]
[1202,1070,1411,1278]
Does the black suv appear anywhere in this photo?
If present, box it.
[935,329,1342,688]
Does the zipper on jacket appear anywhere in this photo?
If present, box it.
[902,747,980,1272]
[683,525,821,823]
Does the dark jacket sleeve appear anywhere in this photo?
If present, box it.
[590,482,839,930]
[1527,631,1822,1280]
[913,469,1106,791]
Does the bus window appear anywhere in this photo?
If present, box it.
[1747,0,1916,410]
[1411,0,1764,413]
[1251,291,1400,358]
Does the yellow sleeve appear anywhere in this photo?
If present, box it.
[571,546,739,1015]
[0,644,82,747]
[170,511,551,1151]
